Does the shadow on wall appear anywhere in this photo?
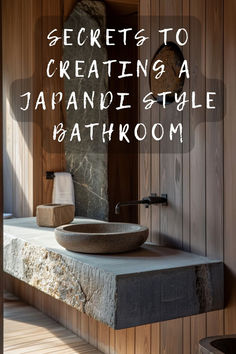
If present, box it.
[3,151,32,217]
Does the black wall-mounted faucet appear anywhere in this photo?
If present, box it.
[115,193,168,215]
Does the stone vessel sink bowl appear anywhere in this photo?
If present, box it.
[199,335,236,354]
[55,222,148,254]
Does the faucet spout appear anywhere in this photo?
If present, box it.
[115,200,144,215]
[115,193,168,215]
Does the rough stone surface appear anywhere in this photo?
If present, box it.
[199,335,236,354]
[55,223,148,253]
[4,218,224,329]
[150,42,185,103]
[63,0,108,220]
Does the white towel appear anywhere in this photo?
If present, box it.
[52,172,75,205]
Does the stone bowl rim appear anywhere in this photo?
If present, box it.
[55,222,148,236]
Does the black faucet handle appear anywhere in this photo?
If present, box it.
[115,193,167,214]
[144,194,168,205]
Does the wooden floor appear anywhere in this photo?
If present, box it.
[4,300,102,353]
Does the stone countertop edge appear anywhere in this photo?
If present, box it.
[3,217,224,329]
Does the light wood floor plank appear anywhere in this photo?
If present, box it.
[4,301,103,354]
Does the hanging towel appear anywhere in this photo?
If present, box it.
[52,172,75,205]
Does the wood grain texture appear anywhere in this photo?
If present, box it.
[109,328,116,354]
[89,317,98,348]
[183,317,191,354]
[41,0,65,205]
[2,0,65,215]
[189,0,206,255]
[2,0,33,217]
[182,0,190,253]
[135,325,151,354]
[150,0,160,244]
[189,1,207,351]
[139,0,152,235]
[127,327,135,354]
[205,0,224,337]
[160,319,183,354]
[139,0,226,353]
[159,0,183,250]
[97,321,110,353]
[63,0,77,20]
[151,323,160,354]
[224,0,236,335]
[205,0,223,261]
[158,1,184,353]
[115,329,127,354]
[32,0,43,213]
[191,314,206,354]
[4,301,102,353]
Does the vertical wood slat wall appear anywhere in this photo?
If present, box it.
[2,0,66,216]
[138,1,234,354]
[3,1,236,354]
[138,0,225,353]
[224,0,236,336]
[2,0,34,217]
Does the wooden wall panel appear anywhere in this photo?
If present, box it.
[205,0,224,260]
[182,0,190,253]
[2,0,20,216]
[2,0,34,217]
[160,319,183,354]
[159,0,183,251]
[224,0,236,335]
[2,0,65,215]
[135,325,151,354]
[41,0,65,205]
[158,1,184,353]
[189,0,207,350]
[205,0,224,337]
[63,0,77,20]
[139,0,152,236]
[189,0,206,256]
[127,327,135,354]
[97,322,109,353]
[150,0,160,245]
[21,0,34,217]
[116,329,127,354]
[32,1,43,213]
[139,0,226,352]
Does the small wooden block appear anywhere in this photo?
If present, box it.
[36,204,75,227]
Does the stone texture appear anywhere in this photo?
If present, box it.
[63,0,108,220]
[150,42,185,103]
[55,222,148,253]
[199,335,236,354]
[4,218,224,329]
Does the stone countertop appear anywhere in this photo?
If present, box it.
[4,217,224,329]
